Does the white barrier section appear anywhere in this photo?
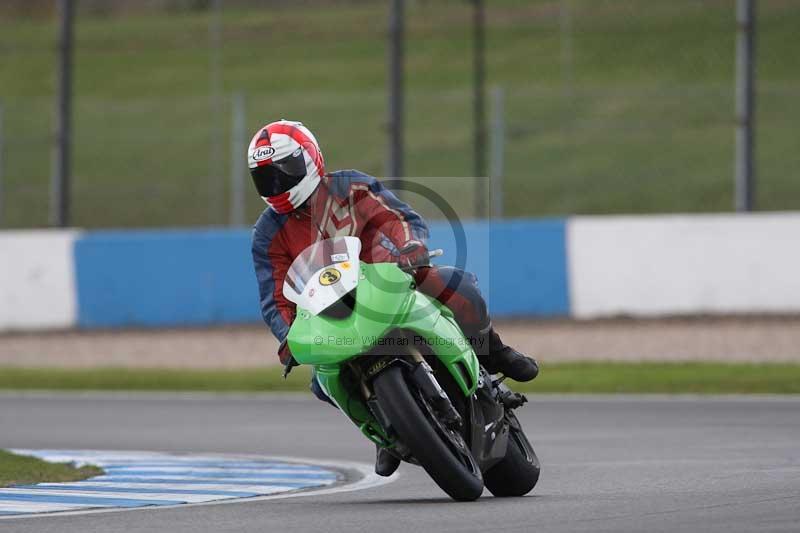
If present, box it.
[569,213,800,317]
[0,230,79,330]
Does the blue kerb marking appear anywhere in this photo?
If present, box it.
[18,486,258,498]
[102,462,325,470]
[85,478,324,487]
[0,493,183,507]
[101,470,335,480]
[1,451,343,518]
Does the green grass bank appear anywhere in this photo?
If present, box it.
[2,362,799,394]
[0,450,103,488]
[1,1,799,228]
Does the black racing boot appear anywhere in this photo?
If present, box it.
[482,327,539,382]
[375,445,401,477]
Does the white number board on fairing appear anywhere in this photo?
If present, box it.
[283,236,362,316]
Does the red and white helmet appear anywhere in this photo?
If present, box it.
[247,120,325,214]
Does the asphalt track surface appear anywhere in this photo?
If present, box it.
[2,393,799,533]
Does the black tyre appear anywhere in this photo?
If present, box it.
[483,414,540,497]
[373,365,484,501]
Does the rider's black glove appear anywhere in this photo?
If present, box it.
[278,339,298,378]
[397,240,429,270]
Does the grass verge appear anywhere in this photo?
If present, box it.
[1,363,799,394]
[0,450,103,488]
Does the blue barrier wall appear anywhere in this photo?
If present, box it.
[74,218,570,328]
[75,229,259,328]
[426,219,569,317]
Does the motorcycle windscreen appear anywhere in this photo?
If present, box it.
[283,236,362,316]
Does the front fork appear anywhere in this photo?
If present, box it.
[407,354,463,429]
[313,354,457,449]
[362,355,462,435]
[315,343,508,459]
[366,356,524,473]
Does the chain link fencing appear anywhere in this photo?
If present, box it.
[0,0,797,228]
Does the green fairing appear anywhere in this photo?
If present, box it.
[287,263,479,443]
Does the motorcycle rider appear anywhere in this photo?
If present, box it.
[250,120,538,476]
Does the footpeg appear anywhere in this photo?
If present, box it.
[499,389,528,410]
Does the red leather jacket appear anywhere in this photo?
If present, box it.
[251,170,428,343]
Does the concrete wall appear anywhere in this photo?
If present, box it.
[568,213,800,317]
[1,212,798,331]
[0,230,79,330]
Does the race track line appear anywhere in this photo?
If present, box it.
[0,450,395,518]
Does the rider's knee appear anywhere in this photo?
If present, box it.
[310,376,336,407]
[439,268,488,326]
[416,266,489,331]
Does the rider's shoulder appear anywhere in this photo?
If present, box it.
[325,169,378,197]
[252,206,288,240]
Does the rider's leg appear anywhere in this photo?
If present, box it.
[413,266,538,382]
[309,371,337,407]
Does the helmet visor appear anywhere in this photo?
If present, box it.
[250,150,307,197]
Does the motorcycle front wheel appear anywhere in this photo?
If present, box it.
[373,365,484,501]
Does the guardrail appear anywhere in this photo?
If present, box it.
[2,212,799,331]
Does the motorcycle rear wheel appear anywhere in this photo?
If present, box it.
[483,413,540,497]
[374,365,484,501]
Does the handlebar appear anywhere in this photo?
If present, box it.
[398,248,444,272]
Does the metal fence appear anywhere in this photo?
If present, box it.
[0,0,797,229]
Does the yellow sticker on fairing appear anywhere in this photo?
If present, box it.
[319,267,342,286]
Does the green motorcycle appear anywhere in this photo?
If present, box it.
[284,236,540,501]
